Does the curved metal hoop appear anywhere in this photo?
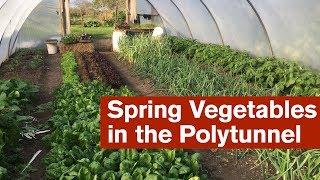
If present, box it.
[199,0,224,45]
[246,0,274,56]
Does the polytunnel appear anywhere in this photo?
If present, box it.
[0,0,59,65]
[1,0,320,179]
[1,0,319,68]
[140,0,320,69]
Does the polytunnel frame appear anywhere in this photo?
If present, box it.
[170,0,224,43]
[146,0,193,38]
[0,0,24,46]
[138,0,192,37]
[0,0,29,62]
[0,0,8,10]
[167,0,193,38]
[145,0,275,56]
[9,0,44,56]
[246,0,274,56]
[198,0,225,45]
[138,0,169,35]
[0,0,44,63]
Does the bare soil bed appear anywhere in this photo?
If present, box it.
[59,42,94,54]
[75,52,125,88]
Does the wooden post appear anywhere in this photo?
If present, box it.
[59,0,66,36]
[115,4,119,24]
[65,0,71,34]
[80,10,84,34]
[125,0,130,24]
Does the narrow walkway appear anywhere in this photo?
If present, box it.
[102,52,159,96]
[21,54,61,179]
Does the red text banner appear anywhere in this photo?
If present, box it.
[100,96,320,149]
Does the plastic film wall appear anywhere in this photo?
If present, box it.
[0,0,59,65]
[13,0,59,53]
[144,0,320,69]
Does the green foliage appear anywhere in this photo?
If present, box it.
[61,34,79,44]
[119,35,320,179]
[256,149,320,180]
[60,51,80,84]
[84,20,101,28]
[103,11,126,27]
[93,0,125,11]
[116,11,126,24]
[166,36,320,96]
[44,50,204,179]
[5,48,45,70]
[119,35,270,96]
[71,25,114,39]
[0,79,38,178]
[28,54,44,69]
[104,19,115,27]
[130,23,156,30]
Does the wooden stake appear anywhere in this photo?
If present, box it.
[65,0,71,34]
[59,0,66,36]
[125,0,130,24]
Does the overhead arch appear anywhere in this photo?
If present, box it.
[0,0,42,64]
[0,0,59,65]
[248,0,320,68]
[0,0,8,10]
[199,0,225,45]
[139,0,175,35]
[147,0,192,38]
[201,0,272,56]
[10,0,59,55]
[8,0,43,57]
[0,0,25,43]
[246,0,274,56]
[171,0,222,44]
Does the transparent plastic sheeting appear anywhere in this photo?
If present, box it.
[0,0,25,63]
[171,0,222,44]
[0,0,59,65]
[201,0,272,56]
[137,0,155,15]
[148,0,192,37]
[145,0,320,69]
[13,0,59,53]
[249,0,320,69]
[0,0,6,9]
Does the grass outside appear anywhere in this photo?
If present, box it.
[71,25,114,39]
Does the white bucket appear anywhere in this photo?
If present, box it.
[45,40,58,54]
[152,27,164,37]
[112,31,126,52]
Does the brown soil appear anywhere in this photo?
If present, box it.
[93,39,112,52]
[0,52,62,179]
[75,52,125,88]
[75,53,90,82]
[102,52,160,96]
[193,149,265,180]
[59,42,94,54]
[0,56,42,84]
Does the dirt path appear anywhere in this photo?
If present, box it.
[102,52,159,96]
[20,54,62,179]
